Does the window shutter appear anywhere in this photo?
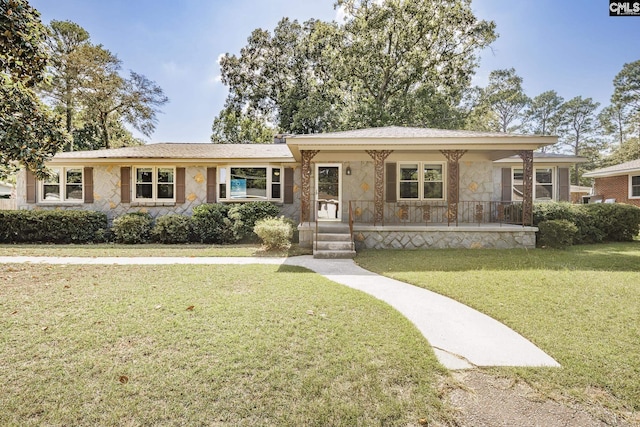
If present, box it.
[26,169,36,203]
[385,162,397,203]
[121,167,131,203]
[558,168,570,202]
[176,167,186,204]
[501,168,512,202]
[206,167,217,203]
[84,167,94,203]
[284,167,294,204]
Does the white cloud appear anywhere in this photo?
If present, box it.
[162,61,188,77]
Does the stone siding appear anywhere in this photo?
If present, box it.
[353,226,537,250]
[460,160,494,201]
[16,165,301,223]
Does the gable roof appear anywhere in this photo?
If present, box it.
[285,126,557,160]
[289,126,518,139]
[583,158,640,178]
[50,143,294,164]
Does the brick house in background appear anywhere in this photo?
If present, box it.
[583,159,640,207]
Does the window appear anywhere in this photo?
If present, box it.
[513,167,555,201]
[40,167,83,202]
[631,175,640,198]
[134,167,175,201]
[219,166,282,201]
[398,162,445,200]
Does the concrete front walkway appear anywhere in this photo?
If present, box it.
[0,255,560,370]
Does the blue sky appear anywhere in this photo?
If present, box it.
[30,0,640,143]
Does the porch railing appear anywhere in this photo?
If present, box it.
[348,200,527,226]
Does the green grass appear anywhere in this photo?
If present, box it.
[356,243,640,421]
[0,263,449,426]
[0,243,312,258]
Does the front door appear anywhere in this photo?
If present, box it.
[316,164,341,221]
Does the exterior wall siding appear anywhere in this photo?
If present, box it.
[460,160,494,201]
[353,226,537,250]
[594,175,640,207]
[16,165,302,222]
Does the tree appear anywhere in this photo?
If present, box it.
[467,68,529,133]
[75,45,168,149]
[215,18,345,139]
[335,0,496,129]
[524,90,562,131]
[1,0,68,179]
[598,101,629,148]
[211,106,275,143]
[39,20,89,140]
[613,60,640,128]
[212,0,497,141]
[556,96,602,185]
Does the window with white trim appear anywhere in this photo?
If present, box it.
[398,162,445,200]
[630,175,640,198]
[218,166,282,201]
[513,167,555,201]
[133,167,175,201]
[39,167,83,202]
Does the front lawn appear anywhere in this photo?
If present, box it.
[0,263,449,426]
[356,243,640,422]
[0,243,311,258]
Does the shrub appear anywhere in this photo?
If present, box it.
[584,203,640,242]
[228,201,281,242]
[537,219,578,249]
[191,203,234,244]
[533,202,640,244]
[151,214,192,244]
[0,210,107,243]
[112,212,153,244]
[254,216,293,250]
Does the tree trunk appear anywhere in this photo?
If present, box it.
[100,112,110,149]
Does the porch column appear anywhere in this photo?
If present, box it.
[440,150,467,226]
[517,150,534,226]
[300,150,319,223]
[365,150,393,225]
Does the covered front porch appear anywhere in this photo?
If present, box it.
[285,127,552,251]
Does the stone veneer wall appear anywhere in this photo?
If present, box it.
[16,165,301,223]
[353,226,537,250]
[459,160,494,201]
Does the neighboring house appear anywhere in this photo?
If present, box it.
[583,159,640,207]
[16,126,585,251]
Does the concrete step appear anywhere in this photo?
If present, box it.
[313,249,357,259]
[317,223,351,233]
[315,241,354,251]
[316,233,352,241]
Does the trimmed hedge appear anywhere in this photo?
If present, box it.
[0,210,108,243]
[192,202,281,244]
[112,212,153,244]
[228,201,281,242]
[192,203,234,243]
[0,202,287,245]
[533,202,640,244]
[151,214,193,244]
[537,219,578,249]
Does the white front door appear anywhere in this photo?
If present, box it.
[316,164,341,221]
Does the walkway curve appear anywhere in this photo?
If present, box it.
[0,255,560,370]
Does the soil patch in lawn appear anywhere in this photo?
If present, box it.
[446,370,634,427]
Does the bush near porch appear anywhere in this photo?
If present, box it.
[534,202,640,246]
